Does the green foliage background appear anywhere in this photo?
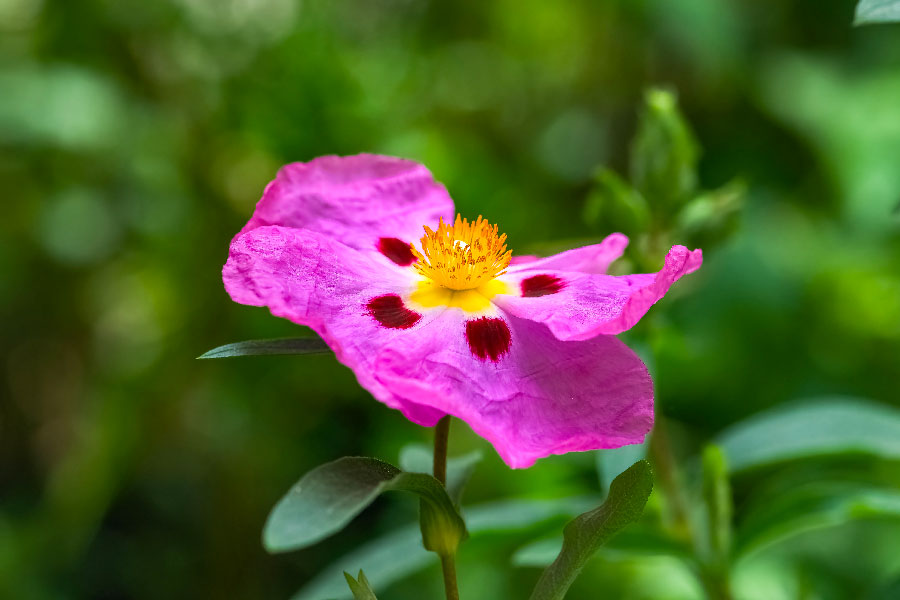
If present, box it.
[2,0,900,598]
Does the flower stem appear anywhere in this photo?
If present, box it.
[433,415,451,485]
[433,415,459,600]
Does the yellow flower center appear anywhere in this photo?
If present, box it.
[411,214,512,291]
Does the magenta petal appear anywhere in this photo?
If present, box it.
[495,245,702,340]
[506,233,629,275]
[223,225,443,423]
[373,312,653,468]
[240,154,454,257]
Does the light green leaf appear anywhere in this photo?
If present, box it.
[735,483,900,555]
[293,496,596,600]
[582,168,651,235]
[674,179,745,246]
[197,337,330,359]
[854,0,900,25]
[263,457,466,554]
[630,88,699,213]
[716,397,900,474]
[343,570,378,600]
[398,444,483,504]
[698,445,732,571]
[529,460,654,600]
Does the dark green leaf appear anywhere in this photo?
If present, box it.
[854,0,900,25]
[343,570,378,600]
[630,88,699,213]
[529,461,654,600]
[595,440,648,491]
[717,397,900,474]
[197,337,330,359]
[263,457,466,554]
[293,496,596,600]
[398,444,483,504]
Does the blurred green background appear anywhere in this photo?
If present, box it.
[2,0,900,598]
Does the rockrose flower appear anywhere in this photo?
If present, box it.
[223,154,702,468]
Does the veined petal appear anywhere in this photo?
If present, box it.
[506,233,630,275]
[494,245,702,340]
[240,154,454,266]
[223,225,444,424]
[373,313,654,468]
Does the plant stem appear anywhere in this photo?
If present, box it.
[439,555,460,600]
[433,415,459,600]
[433,415,451,485]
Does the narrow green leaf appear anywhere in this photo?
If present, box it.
[529,460,654,600]
[698,445,732,568]
[735,483,900,555]
[674,179,745,247]
[854,0,900,25]
[263,457,466,554]
[197,337,330,359]
[398,444,483,504]
[716,397,900,474]
[630,88,699,213]
[293,496,596,600]
[343,570,378,600]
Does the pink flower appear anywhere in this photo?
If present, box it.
[223,154,702,468]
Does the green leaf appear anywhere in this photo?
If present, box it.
[263,457,466,555]
[595,440,648,491]
[398,444,483,504]
[698,445,732,568]
[582,168,651,235]
[293,496,596,600]
[528,460,654,600]
[343,570,378,600]
[197,337,330,359]
[716,397,900,474]
[630,88,699,213]
[674,179,745,247]
[854,0,900,25]
[735,483,900,555]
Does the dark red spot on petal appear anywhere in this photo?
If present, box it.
[367,294,421,329]
[465,317,511,362]
[520,274,565,297]
[377,237,417,266]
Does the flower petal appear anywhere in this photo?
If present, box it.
[373,313,654,468]
[506,233,629,275]
[240,154,454,263]
[223,225,445,424]
[494,245,702,340]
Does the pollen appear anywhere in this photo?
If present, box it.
[411,214,512,291]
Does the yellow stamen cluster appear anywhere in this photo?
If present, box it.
[411,214,512,291]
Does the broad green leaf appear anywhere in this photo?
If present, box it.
[398,444,483,504]
[263,457,466,554]
[735,482,900,555]
[293,496,596,600]
[197,337,330,359]
[854,0,900,25]
[582,168,651,236]
[343,570,378,600]
[716,397,900,474]
[595,440,648,491]
[630,88,699,213]
[529,461,654,600]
